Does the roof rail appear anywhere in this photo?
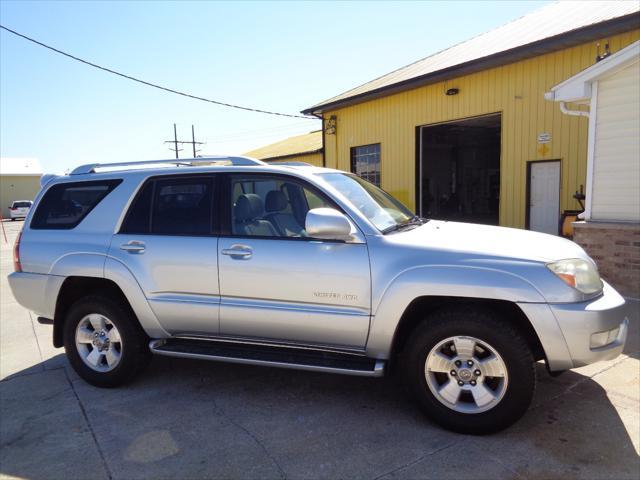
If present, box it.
[69,156,266,175]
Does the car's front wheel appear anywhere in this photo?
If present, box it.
[401,306,536,434]
[63,295,151,388]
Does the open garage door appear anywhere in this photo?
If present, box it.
[418,114,501,225]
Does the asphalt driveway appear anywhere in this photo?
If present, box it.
[1,219,638,480]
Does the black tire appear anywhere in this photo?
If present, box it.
[63,295,151,388]
[400,306,536,434]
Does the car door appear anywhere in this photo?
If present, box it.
[109,174,220,336]
[218,173,371,348]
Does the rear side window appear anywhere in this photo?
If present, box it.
[31,180,122,230]
[121,176,215,235]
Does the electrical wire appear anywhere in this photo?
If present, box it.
[209,121,314,138]
[0,25,316,120]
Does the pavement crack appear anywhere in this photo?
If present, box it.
[27,311,45,363]
[371,439,460,480]
[64,368,113,480]
[204,374,286,480]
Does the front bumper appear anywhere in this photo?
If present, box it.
[549,281,628,368]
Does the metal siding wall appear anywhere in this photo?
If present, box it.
[592,61,640,221]
[268,152,324,167]
[323,30,640,228]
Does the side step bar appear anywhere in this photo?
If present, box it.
[149,338,385,377]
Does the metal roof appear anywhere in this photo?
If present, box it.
[0,157,43,176]
[303,1,640,114]
[243,130,323,161]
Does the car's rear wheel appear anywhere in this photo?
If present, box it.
[401,306,535,434]
[63,295,151,387]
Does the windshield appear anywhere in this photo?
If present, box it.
[320,173,415,232]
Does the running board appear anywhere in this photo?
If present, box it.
[149,338,385,377]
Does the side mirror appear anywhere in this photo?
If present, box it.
[305,208,352,240]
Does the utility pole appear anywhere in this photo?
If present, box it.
[182,125,204,157]
[164,124,183,159]
[163,124,204,158]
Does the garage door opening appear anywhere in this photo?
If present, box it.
[418,114,501,225]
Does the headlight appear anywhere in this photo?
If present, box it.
[547,258,603,295]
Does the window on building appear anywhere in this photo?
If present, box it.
[31,180,122,229]
[351,144,381,186]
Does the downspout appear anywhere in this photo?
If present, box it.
[559,101,590,118]
[310,112,326,167]
[545,92,593,219]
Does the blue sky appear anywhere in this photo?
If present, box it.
[1,0,549,173]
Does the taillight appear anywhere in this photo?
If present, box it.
[13,231,22,272]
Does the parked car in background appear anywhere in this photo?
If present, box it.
[7,157,629,434]
[8,200,33,220]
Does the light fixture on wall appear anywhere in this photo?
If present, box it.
[445,88,460,96]
[325,115,337,135]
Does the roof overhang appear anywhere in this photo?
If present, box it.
[302,12,640,115]
[545,39,640,103]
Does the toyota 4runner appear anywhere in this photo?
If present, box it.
[8,157,628,434]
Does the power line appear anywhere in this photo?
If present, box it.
[0,24,316,120]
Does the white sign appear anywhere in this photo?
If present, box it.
[538,132,552,144]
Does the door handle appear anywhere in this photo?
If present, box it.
[221,244,253,259]
[120,241,146,253]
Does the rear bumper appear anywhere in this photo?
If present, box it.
[7,272,64,319]
[549,281,628,368]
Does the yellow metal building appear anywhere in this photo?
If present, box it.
[0,158,43,219]
[244,130,323,167]
[302,2,640,233]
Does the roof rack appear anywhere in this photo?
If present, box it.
[69,156,266,175]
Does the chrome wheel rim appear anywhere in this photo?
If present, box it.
[75,314,122,372]
[424,336,508,414]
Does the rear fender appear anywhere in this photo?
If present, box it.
[104,257,169,338]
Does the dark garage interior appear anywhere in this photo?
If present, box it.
[419,114,501,225]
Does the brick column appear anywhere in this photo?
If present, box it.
[572,221,640,298]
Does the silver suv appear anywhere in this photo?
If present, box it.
[8,157,628,434]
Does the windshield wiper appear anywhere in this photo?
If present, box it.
[382,216,427,234]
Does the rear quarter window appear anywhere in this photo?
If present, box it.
[30,179,122,230]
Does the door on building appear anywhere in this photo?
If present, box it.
[418,113,501,225]
[527,160,561,235]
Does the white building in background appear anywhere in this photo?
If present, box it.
[0,158,43,219]
[546,40,640,297]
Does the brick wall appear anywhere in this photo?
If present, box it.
[572,221,640,298]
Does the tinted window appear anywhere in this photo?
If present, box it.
[31,180,122,230]
[13,201,32,208]
[120,182,154,234]
[231,175,332,238]
[122,177,214,235]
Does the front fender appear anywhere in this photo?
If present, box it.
[366,265,547,358]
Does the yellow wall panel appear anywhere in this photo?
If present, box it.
[323,30,640,228]
[268,152,324,167]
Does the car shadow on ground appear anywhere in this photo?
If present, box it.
[1,350,638,480]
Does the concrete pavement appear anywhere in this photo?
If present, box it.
[1,219,638,480]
